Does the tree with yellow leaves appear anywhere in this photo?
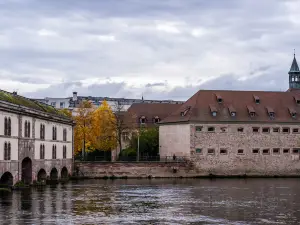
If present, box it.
[73,100,94,157]
[91,100,117,151]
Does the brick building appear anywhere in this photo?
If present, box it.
[159,54,300,176]
[0,90,74,186]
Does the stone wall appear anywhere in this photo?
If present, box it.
[74,161,196,178]
[190,123,300,176]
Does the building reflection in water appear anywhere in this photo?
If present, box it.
[0,179,300,224]
[0,184,73,224]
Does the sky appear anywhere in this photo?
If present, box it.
[0,0,300,101]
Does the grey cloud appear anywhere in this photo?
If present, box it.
[145,82,166,88]
[1,0,300,99]
[24,81,133,99]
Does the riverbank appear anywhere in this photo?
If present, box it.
[74,161,300,179]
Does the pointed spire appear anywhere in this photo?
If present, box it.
[290,50,300,73]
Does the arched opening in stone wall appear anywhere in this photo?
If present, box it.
[22,157,32,184]
[37,169,47,182]
[60,167,68,180]
[0,172,13,186]
[50,168,58,180]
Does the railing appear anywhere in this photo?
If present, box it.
[75,155,189,163]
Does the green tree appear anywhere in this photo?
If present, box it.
[125,127,159,160]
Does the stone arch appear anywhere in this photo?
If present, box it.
[60,167,68,180]
[0,172,13,186]
[50,168,58,180]
[22,157,32,184]
[37,169,47,182]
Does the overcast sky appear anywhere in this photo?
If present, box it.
[1,0,300,101]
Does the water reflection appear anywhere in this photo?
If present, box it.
[0,179,300,224]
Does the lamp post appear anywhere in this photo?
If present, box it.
[137,132,140,162]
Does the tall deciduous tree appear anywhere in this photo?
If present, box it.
[91,100,117,151]
[73,100,94,156]
[111,101,133,159]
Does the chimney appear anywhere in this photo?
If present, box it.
[73,92,78,101]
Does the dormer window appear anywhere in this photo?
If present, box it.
[140,116,146,124]
[289,107,297,118]
[154,116,160,123]
[216,94,223,103]
[247,105,256,118]
[209,105,217,117]
[294,96,300,104]
[180,106,191,117]
[266,107,275,119]
[253,95,260,104]
[228,105,236,117]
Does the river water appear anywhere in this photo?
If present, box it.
[0,179,300,224]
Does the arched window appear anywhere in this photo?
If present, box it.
[63,128,67,141]
[63,145,67,159]
[8,118,11,136]
[40,144,45,159]
[4,142,10,160]
[24,121,28,137]
[4,117,7,135]
[40,124,45,139]
[52,145,56,159]
[28,122,31,137]
[52,126,57,140]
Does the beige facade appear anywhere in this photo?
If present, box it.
[0,98,74,186]
[159,123,300,176]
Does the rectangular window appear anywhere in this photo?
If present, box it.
[252,149,259,154]
[63,146,67,159]
[60,102,65,108]
[293,148,300,154]
[273,128,280,133]
[283,149,290,154]
[208,127,215,132]
[237,127,244,132]
[220,149,227,154]
[293,128,299,133]
[273,148,280,154]
[262,149,270,154]
[195,126,202,132]
[220,127,227,132]
[262,128,270,133]
[237,149,244,154]
[122,132,129,141]
[207,149,215,154]
[195,148,202,154]
[51,102,56,107]
[252,127,259,133]
[282,128,290,133]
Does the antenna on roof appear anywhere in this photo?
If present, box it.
[294,49,296,57]
[142,93,144,101]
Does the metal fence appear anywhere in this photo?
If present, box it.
[76,155,189,163]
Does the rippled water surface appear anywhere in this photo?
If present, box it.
[1,179,300,224]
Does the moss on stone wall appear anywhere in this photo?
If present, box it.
[0,90,67,117]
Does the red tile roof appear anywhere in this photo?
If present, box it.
[126,103,182,127]
[161,89,300,124]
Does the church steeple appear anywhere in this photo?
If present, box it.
[289,52,300,89]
